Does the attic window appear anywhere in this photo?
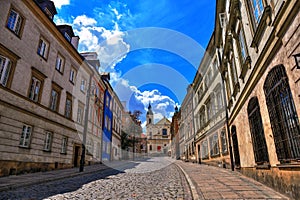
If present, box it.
[64,32,71,42]
[44,8,53,19]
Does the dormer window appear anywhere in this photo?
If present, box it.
[64,32,71,42]
[44,7,53,19]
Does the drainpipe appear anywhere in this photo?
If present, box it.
[217,48,234,171]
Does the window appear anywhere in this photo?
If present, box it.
[50,83,61,112]
[61,136,68,154]
[230,55,239,86]
[64,32,71,42]
[43,131,53,151]
[209,133,220,156]
[37,37,49,59]
[220,129,228,154]
[55,54,64,73]
[162,128,167,136]
[6,8,24,36]
[247,97,269,164]
[28,77,41,102]
[238,28,248,62]
[264,65,300,162]
[201,140,208,159]
[250,0,264,26]
[80,79,86,92]
[65,93,72,119]
[0,55,12,87]
[149,145,152,151]
[69,67,76,84]
[19,125,32,148]
[77,104,84,124]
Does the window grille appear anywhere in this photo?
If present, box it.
[247,97,269,163]
[264,65,300,162]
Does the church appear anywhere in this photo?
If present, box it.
[146,104,171,156]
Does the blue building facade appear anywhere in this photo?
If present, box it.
[102,89,113,161]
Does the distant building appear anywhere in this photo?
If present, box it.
[146,104,171,156]
[170,106,180,159]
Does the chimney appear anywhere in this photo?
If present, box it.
[71,36,80,50]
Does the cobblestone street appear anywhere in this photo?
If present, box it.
[0,157,290,200]
[0,157,191,200]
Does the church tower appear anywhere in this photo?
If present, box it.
[146,103,154,126]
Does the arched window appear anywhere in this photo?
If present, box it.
[264,65,300,162]
[247,97,269,164]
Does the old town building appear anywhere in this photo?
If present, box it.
[146,104,171,156]
[179,85,195,161]
[214,0,300,198]
[192,33,229,167]
[111,90,123,161]
[0,0,95,176]
[170,106,180,159]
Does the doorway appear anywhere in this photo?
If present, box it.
[231,126,240,167]
[73,145,80,167]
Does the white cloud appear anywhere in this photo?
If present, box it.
[73,15,97,26]
[52,0,70,9]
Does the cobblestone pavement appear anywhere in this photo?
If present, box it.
[176,161,289,200]
[0,157,192,200]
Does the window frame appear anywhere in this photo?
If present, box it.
[69,67,76,84]
[0,44,19,88]
[65,92,73,119]
[6,6,25,37]
[49,82,62,112]
[55,53,65,74]
[37,36,50,60]
[61,136,68,154]
[28,67,46,103]
[19,124,32,148]
[43,131,53,151]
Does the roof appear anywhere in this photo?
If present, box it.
[156,117,171,125]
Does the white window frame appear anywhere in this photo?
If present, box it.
[37,37,49,59]
[0,55,12,87]
[80,79,86,92]
[28,76,41,102]
[69,68,76,83]
[77,106,83,124]
[7,8,23,36]
[50,89,59,111]
[65,98,72,119]
[61,136,68,154]
[19,125,32,148]
[55,54,64,73]
[43,131,53,151]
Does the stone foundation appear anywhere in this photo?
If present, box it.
[240,166,300,200]
[0,160,73,177]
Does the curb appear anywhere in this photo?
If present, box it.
[175,162,202,200]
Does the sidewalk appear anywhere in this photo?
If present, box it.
[0,163,109,192]
[175,161,289,200]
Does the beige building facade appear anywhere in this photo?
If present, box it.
[0,0,106,176]
[215,0,300,198]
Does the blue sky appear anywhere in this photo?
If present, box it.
[52,0,216,128]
